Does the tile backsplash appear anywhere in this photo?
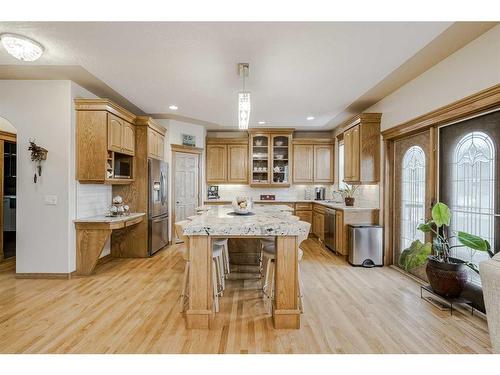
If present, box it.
[76,183,112,257]
[213,184,379,207]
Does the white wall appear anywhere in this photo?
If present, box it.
[0,116,17,133]
[155,119,206,238]
[0,80,73,273]
[368,24,500,131]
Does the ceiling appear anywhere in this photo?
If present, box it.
[0,22,481,130]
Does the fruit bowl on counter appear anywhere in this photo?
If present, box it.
[232,196,254,215]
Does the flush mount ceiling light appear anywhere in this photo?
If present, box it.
[307,116,315,121]
[168,104,178,110]
[237,63,251,130]
[258,121,266,125]
[0,33,44,62]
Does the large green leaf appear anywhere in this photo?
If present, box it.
[398,240,432,272]
[457,231,490,252]
[431,202,451,227]
[417,221,434,233]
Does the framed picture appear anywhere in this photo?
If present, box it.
[182,134,196,147]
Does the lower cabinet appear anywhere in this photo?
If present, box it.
[335,211,345,255]
[295,210,312,233]
[312,211,325,241]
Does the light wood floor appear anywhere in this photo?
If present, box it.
[0,239,492,354]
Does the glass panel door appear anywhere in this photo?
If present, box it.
[271,135,290,185]
[439,110,500,283]
[251,134,270,185]
[393,130,433,279]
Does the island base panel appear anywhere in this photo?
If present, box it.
[186,236,214,329]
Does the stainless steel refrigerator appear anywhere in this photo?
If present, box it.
[148,158,169,256]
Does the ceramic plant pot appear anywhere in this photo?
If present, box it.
[425,256,468,298]
[344,197,355,206]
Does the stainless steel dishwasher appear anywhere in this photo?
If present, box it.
[324,207,336,251]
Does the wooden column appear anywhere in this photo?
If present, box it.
[186,235,214,328]
[273,235,301,329]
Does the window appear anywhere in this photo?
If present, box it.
[400,146,426,252]
[338,141,347,189]
[450,131,495,267]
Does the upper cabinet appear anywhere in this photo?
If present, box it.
[75,99,137,184]
[249,129,293,188]
[292,139,334,184]
[206,138,248,184]
[107,113,135,156]
[136,116,166,161]
[342,113,381,184]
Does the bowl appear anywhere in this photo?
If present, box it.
[232,196,254,214]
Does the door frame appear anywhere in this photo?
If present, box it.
[170,144,203,244]
[382,84,500,265]
[0,130,17,263]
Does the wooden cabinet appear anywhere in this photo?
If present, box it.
[342,113,381,184]
[295,202,313,234]
[313,212,324,240]
[292,145,314,183]
[75,99,137,184]
[206,144,228,183]
[228,144,248,183]
[292,139,334,184]
[107,113,135,156]
[249,129,293,187]
[147,128,165,160]
[206,138,248,184]
[313,144,334,183]
[335,210,345,255]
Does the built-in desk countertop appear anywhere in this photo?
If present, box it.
[74,213,146,275]
[183,205,309,330]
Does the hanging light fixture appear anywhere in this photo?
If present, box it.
[0,33,44,62]
[237,63,251,130]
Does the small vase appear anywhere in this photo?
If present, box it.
[344,197,355,206]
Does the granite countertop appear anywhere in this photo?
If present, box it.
[185,205,309,237]
[74,212,146,223]
[204,199,379,211]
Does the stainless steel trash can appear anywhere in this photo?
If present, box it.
[348,225,383,267]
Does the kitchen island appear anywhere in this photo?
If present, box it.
[183,204,309,329]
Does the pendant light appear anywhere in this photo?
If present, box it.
[238,63,251,130]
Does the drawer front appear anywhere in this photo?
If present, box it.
[313,203,326,214]
[295,202,313,210]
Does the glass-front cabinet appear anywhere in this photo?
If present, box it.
[249,129,292,187]
[250,133,270,185]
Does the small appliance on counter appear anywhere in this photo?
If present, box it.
[207,185,219,200]
[315,187,326,200]
[348,225,383,267]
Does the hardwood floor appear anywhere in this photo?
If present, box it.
[0,239,491,354]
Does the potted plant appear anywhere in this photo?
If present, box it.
[399,202,493,298]
[339,184,359,206]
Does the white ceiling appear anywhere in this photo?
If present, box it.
[0,22,453,129]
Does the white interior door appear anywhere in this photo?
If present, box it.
[174,152,199,226]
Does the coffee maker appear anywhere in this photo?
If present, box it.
[315,187,326,200]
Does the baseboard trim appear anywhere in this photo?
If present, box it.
[16,272,72,280]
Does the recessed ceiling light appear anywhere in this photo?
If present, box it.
[306,116,315,121]
[168,105,178,111]
[258,121,266,125]
[0,33,44,61]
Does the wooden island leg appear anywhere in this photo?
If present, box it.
[273,235,301,329]
[76,228,112,275]
[186,235,214,329]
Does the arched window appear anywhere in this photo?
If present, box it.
[451,131,495,265]
[401,146,426,251]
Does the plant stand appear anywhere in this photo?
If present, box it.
[420,285,475,316]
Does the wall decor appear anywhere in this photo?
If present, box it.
[28,139,48,183]
[182,134,196,147]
